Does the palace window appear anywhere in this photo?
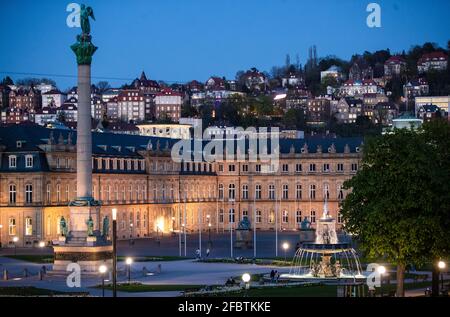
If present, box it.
[296,184,302,200]
[136,211,140,228]
[65,184,70,201]
[309,163,316,172]
[242,210,248,217]
[351,163,358,172]
[256,210,262,223]
[218,164,223,172]
[242,164,248,172]
[229,209,235,223]
[46,183,51,202]
[8,217,16,236]
[296,210,302,224]
[309,184,316,199]
[268,184,275,200]
[255,184,262,200]
[25,217,33,236]
[310,210,316,223]
[282,184,289,200]
[25,184,33,203]
[128,185,133,200]
[122,186,126,201]
[121,212,126,229]
[25,155,33,168]
[255,164,261,172]
[323,163,330,173]
[9,184,17,204]
[106,185,110,201]
[337,163,344,172]
[282,210,289,223]
[338,185,344,200]
[143,213,147,228]
[295,163,302,173]
[268,210,275,223]
[242,184,249,200]
[282,164,289,173]
[228,184,235,200]
[219,209,224,223]
[9,155,17,168]
[56,184,61,202]
[228,165,235,172]
[218,184,224,200]
[338,212,343,224]
[129,212,134,228]
[324,184,330,200]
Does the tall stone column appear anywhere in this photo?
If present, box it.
[77,64,93,199]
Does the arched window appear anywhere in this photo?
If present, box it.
[338,212,343,224]
[25,184,33,203]
[268,184,275,200]
[219,209,224,223]
[242,184,249,200]
[296,184,302,200]
[218,184,224,200]
[65,184,70,201]
[9,184,17,204]
[25,155,33,168]
[136,211,141,228]
[46,183,51,202]
[255,184,262,200]
[323,183,330,200]
[338,184,344,200]
[56,184,61,202]
[282,184,289,200]
[228,183,235,200]
[268,210,275,223]
[309,184,316,199]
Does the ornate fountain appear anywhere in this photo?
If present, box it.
[281,199,365,282]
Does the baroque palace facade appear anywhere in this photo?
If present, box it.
[0,124,362,248]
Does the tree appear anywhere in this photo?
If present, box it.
[1,76,14,86]
[340,120,450,297]
[16,77,56,87]
[96,81,111,93]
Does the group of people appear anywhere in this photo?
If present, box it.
[195,248,210,259]
[270,270,280,283]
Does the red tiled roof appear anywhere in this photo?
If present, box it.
[156,88,182,97]
[418,52,448,65]
[385,55,405,64]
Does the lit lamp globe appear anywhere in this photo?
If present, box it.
[242,273,251,283]
[112,208,117,221]
[99,265,107,274]
[125,257,133,265]
[377,265,386,275]
[13,237,19,243]
[39,241,46,248]
[282,242,289,251]
[438,261,446,270]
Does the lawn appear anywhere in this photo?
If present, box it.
[99,283,204,293]
[0,287,88,296]
[2,255,54,263]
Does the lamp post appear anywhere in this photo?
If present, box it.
[13,236,19,255]
[377,265,386,297]
[112,208,118,298]
[206,214,211,248]
[99,264,108,297]
[126,257,133,284]
[282,242,289,262]
[0,224,3,249]
[39,241,46,248]
[242,273,251,297]
[438,261,446,293]
[129,223,133,245]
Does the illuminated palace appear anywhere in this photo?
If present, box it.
[0,124,362,248]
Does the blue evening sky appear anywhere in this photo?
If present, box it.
[1,0,449,90]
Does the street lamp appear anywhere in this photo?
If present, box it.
[38,241,46,248]
[438,260,446,293]
[282,242,289,262]
[112,208,118,298]
[129,223,134,245]
[0,224,3,249]
[242,273,251,296]
[99,264,108,297]
[125,257,133,284]
[377,265,386,297]
[13,236,19,255]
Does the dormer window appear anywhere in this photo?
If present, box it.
[16,141,22,148]
[25,155,33,168]
[9,155,17,168]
